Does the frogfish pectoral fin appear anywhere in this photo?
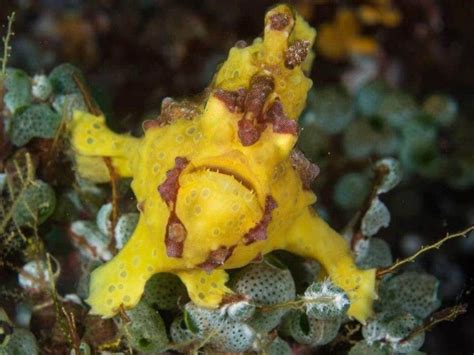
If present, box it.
[284,207,376,323]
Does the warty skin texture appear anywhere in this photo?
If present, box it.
[71,4,376,323]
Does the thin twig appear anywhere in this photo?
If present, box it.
[46,253,73,349]
[258,295,344,313]
[0,153,35,233]
[61,307,81,354]
[400,304,467,344]
[73,73,102,116]
[45,112,68,172]
[331,322,361,347]
[118,303,131,324]
[350,163,389,250]
[104,157,119,253]
[377,225,474,278]
[97,337,123,352]
[0,12,15,79]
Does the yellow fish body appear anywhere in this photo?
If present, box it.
[71,5,376,323]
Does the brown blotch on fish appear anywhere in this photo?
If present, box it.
[158,157,189,206]
[285,40,311,69]
[214,88,247,113]
[198,245,236,272]
[290,149,320,190]
[159,157,190,258]
[244,75,275,119]
[237,74,275,146]
[264,99,298,135]
[165,213,187,258]
[272,117,298,135]
[238,118,264,146]
[243,196,277,245]
[269,13,291,31]
[159,97,201,126]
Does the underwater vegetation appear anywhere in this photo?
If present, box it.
[0,2,473,354]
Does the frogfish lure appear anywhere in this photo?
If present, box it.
[71,4,376,322]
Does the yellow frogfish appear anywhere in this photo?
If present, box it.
[70,4,376,323]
